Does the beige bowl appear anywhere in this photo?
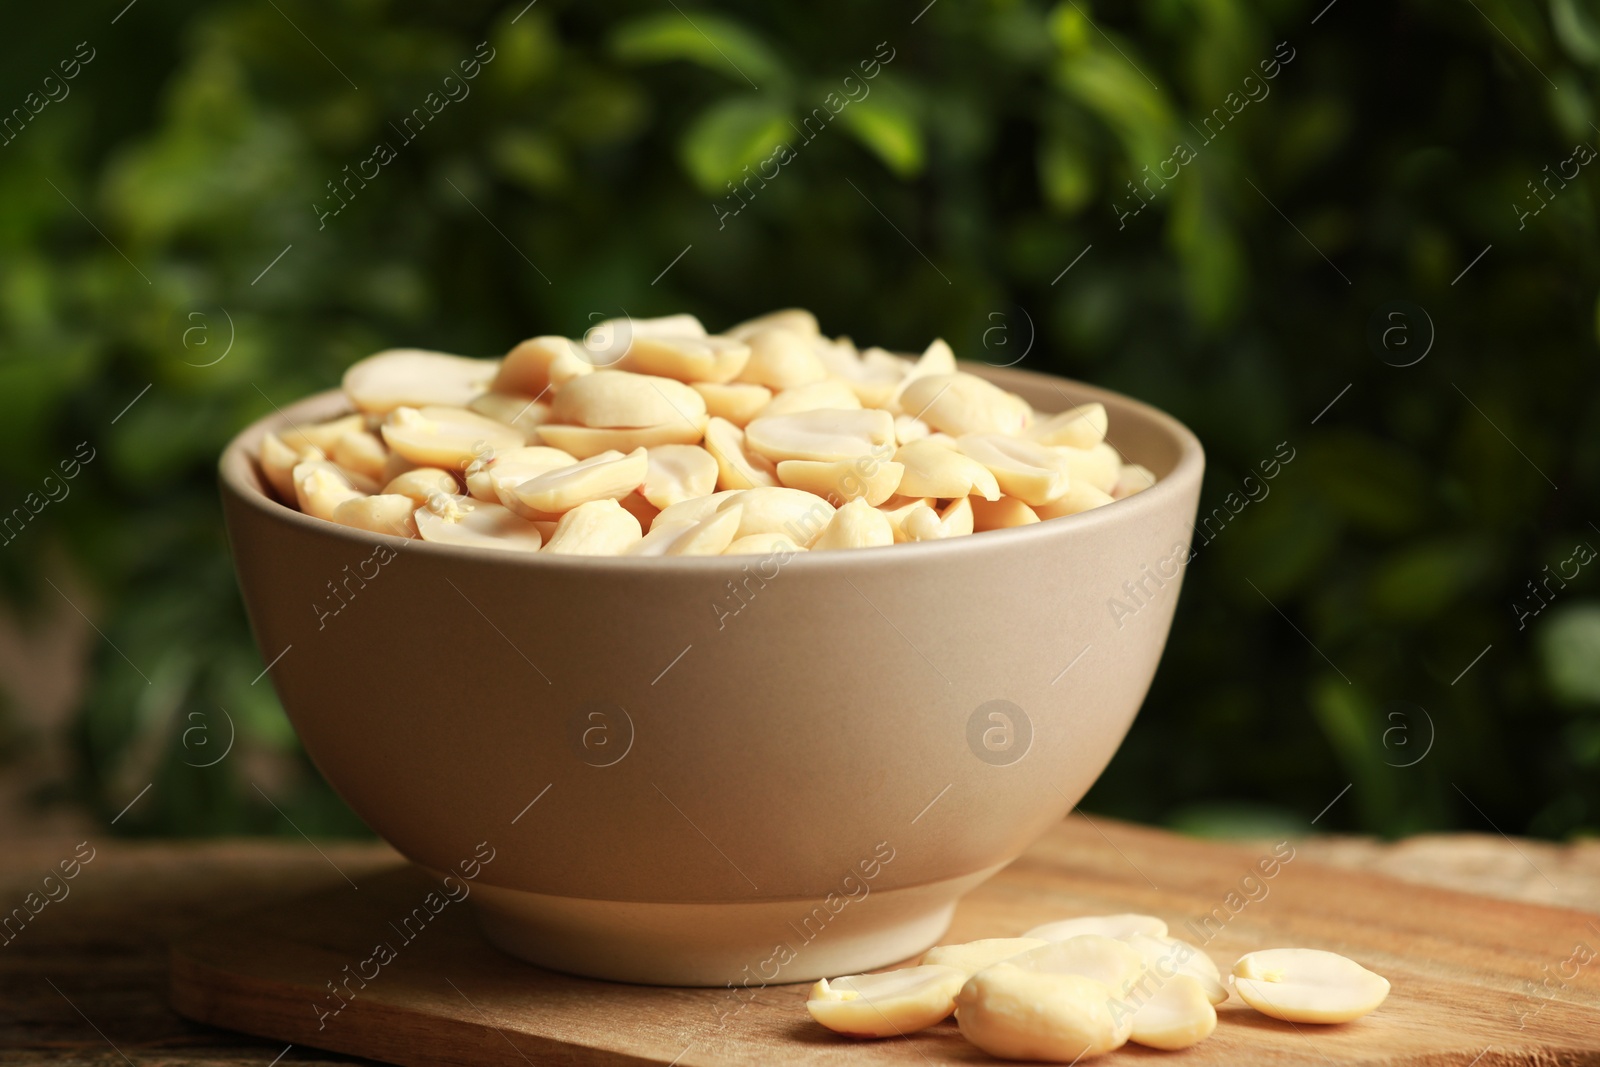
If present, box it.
[218,364,1202,986]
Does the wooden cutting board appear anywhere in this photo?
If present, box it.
[168,818,1600,1065]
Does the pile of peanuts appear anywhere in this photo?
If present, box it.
[808,914,1390,1061]
[256,310,1157,556]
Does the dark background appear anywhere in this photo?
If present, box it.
[1,0,1596,841]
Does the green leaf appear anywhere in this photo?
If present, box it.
[1552,0,1600,64]
[679,96,792,194]
[1538,603,1600,705]
[609,12,785,88]
[1038,130,1095,213]
[836,90,924,177]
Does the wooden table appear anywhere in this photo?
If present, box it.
[3,823,1597,1065]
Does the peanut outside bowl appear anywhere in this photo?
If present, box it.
[218,363,1203,987]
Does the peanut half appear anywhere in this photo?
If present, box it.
[1232,948,1390,1024]
[807,965,966,1039]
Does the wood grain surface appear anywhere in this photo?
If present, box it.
[4,821,1598,1065]
[157,819,1600,1067]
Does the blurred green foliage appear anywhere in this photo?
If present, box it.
[1,0,1597,840]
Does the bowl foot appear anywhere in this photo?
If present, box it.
[469,865,1004,986]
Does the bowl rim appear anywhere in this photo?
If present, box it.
[218,362,1205,571]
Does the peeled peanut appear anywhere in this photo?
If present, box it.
[641,445,720,509]
[331,430,389,482]
[956,965,1128,1062]
[877,495,937,542]
[817,341,904,408]
[415,495,543,552]
[887,338,957,410]
[903,504,945,542]
[940,496,975,537]
[279,414,365,455]
[735,327,828,389]
[653,489,743,530]
[617,491,659,529]
[1034,482,1115,519]
[1113,463,1157,499]
[1025,914,1168,942]
[260,433,323,500]
[505,448,648,514]
[776,458,904,507]
[1121,934,1226,1005]
[537,420,706,459]
[621,334,749,384]
[1232,949,1390,1024]
[759,379,862,419]
[807,965,966,1039]
[894,415,932,444]
[923,938,1049,979]
[1027,403,1107,450]
[724,532,806,556]
[344,350,497,414]
[745,408,895,464]
[958,434,1071,506]
[468,446,576,510]
[607,312,706,339]
[383,468,458,506]
[293,461,376,522]
[703,417,778,490]
[663,503,743,556]
[541,498,642,556]
[551,370,707,429]
[899,372,1029,436]
[381,406,525,469]
[627,520,698,556]
[332,494,419,538]
[725,308,819,341]
[970,496,1040,532]
[493,336,576,397]
[468,392,551,436]
[1008,936,1146,996]
[1058,442,1121,494]
[895,440,1001,501]
[692,382,771,426]
[1124,974,1217,1050]
[726,486,835,545]
[811,498,893,551]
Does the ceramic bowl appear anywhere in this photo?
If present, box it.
[218,363,1203,986]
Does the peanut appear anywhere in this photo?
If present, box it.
[380,406,525,469]
[744,408,895,464]
[807,965,966,1039]
[775,458,905,507]
[504,448,648,515]
[641,445,720,509]
[344,350,497,414]
[899,372,1030,436]
[542,498,643,556]
[1231,949,1390,1024]
[415,495,544,552]
[702,417,778,490]
[811,498,894,551]
[691,381,771,426]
